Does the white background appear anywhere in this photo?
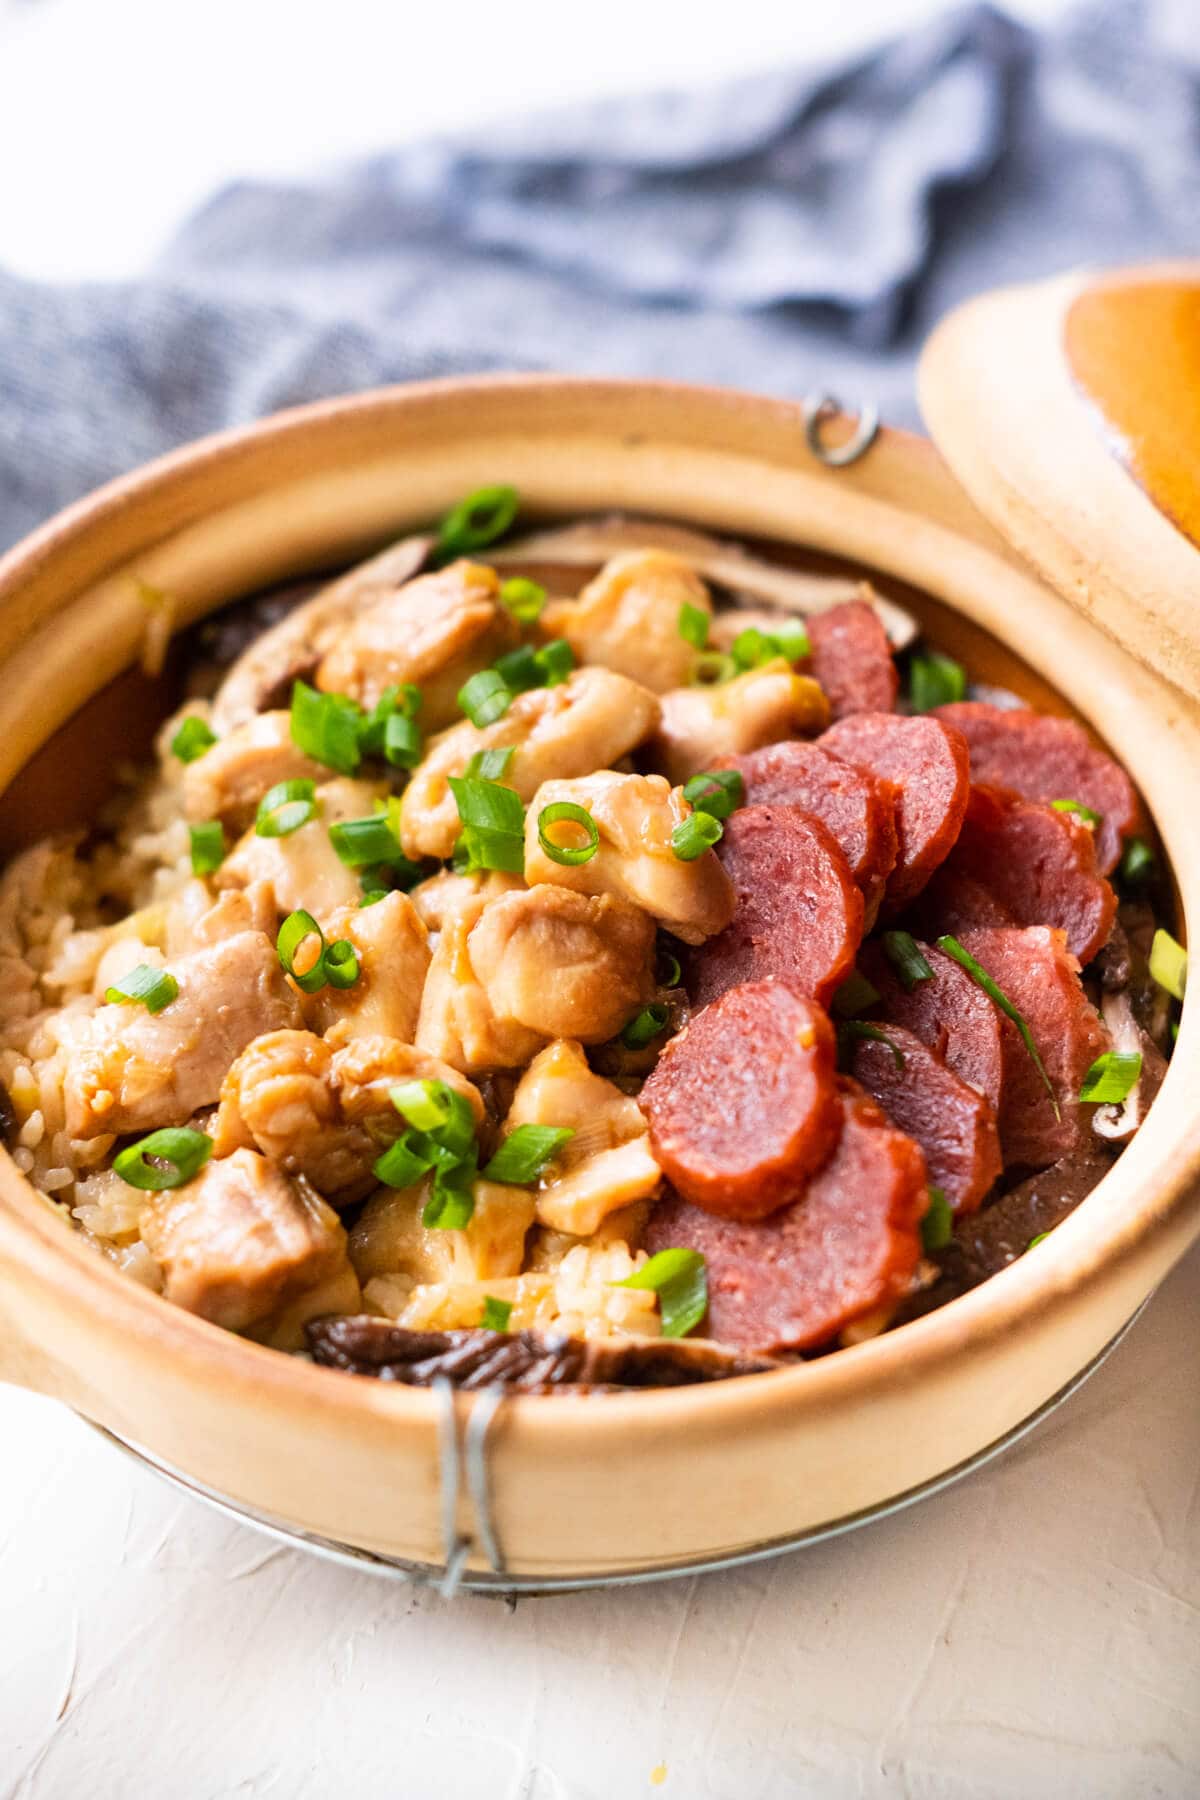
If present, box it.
[3,3,1198,1796]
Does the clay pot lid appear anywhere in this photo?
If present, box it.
[918,262,1200,702]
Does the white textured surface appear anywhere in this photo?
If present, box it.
[2,1242,1198,1798]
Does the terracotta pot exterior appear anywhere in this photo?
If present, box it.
[0,376,1196,1580]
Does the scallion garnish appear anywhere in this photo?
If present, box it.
[881,930,934,992]
[104,964,179,1015]
[372,1135,435,1189]
[671,811,723,862]
[256,778,318,838]
[832,970,882,1018]
[921,1187,953,1252]
[936,934,1059,1116]
[769,619,811,663]
[537,801,599,867]
[481,1296,514,1331]
[170,716,217,763]
[482,1123,574,1184]
[329,813,406,869]
[449,774,526,874]
[678,602,710,649]
[323,939,361,989]
[492,645,541,693]
[422,1174,477,1231]
[435,484,519,562]
[372,1079,481,1222]
[458,669,513,728]
[536,639,574,687]
[499,577,547,623]
[1026,1231,1051,1251]
[289,680,362,776]
[1050,798,1101,827]
[357,684,422,765]
[682,768,744,821]
[613,1248,707,1339]
[1148,928,1187,1002]
[909,650,966,712]
[656,947,683,989]
[840,1019,905,1071]
[395,1080,477,1158]
[1079,1050,1142,1104]
[621,1003,671,1049]
[730,622,811,671]
[690,650,737,686]
[1118,837,1155,887]
[188,820,226,875]
[114,1127,212,1192]
[382,712,421,770]
[465,746,515,781]
[276,909,331,994]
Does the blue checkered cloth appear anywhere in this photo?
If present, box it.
[1,0,1196,552]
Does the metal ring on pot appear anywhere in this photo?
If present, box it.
[802,393,880,467]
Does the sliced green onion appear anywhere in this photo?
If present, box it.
[323,939,360,990]
[614,1248,707,1339]
[373,1135,436,1189]
[1079,1050,1142,1104]
[114,1126,212,1192]
[465,747,515,781]
[289,680,362,776]
[103,963,178,1014]
[921,1187,953,1252]
[682,768,744,821]
[1118,837,1156,886]
[383,712,422,770]
[621,1003,671,1049]
[482,1123,574,1184]
[690,650,736,686]
[435,484,519,562]
[936,934,1059,1117]
[1149,928,1188,1002]
[537,801,599,867]
[656,947,683,989]
[909,650,966,712]
[358,886,390,908]
[671,811,723,862]
[391,1080,476,1159]
[832,970,882,1018]
[422,1163,477,1230]
[535,639,574,687]
[1050,798,1101,827]
[276,909,329,994]
[481,1296,514,1331]
[840,1019,904,1071]
[358,684,422,761]
[882,930,934,992]
[730,627,774,670]
[256,778,317,838]
[492,645,542,693]
[678,601,710,649]
[1026,1231,1051,1251]
[170,716,217,763]
[458,669,513,728]
[769,619,811,663]
[499,577,547,623]
[188,820,226,875]
[450,775,526,874]
[329,813,405,868]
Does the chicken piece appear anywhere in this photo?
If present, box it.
[400,667,661,861]
[467,887,656,1046]
[213,1029,484,1202]
[648,660,829,785]
[165,879,277,956]
[349,1178,535,1288]
[181,710,325,834]
[140,1148,355,1333]
[314,560,518,728]
[408,868,525,938]
[65,931,303,1138]
[300,889,430,1044]
[540,550,712,692]
[523,770,734,945]
[501,1038,663,1236]
[414,898,548,1074]
[217,777,386,918]
[210,534,433,732]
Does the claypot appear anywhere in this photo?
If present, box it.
[0,351,1196,1585]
